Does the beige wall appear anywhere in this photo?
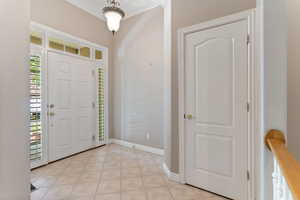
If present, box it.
[31,0,115,137]
[112,7,164,149]
[31,0,112,47]
[287,0,300,161]
[169,0,256,173]
[0,0,30,199]
[263,0,288,199]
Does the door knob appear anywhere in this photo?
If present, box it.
[185,114,193,120]
[49,112,55,116]
[49,104,54,108]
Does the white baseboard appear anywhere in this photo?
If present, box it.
[163,162,180,182]
[109,139,164,156]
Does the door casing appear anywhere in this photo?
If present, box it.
[178,9,261,200]
[30,22,109,168]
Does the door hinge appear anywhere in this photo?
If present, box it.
[247,170,250,181]
[247,102,250,112]
[92,70,95,76]
[92,102,96,108]
[247,34,251,45]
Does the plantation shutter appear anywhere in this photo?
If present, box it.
[30,55,42,161]
[98,68,105,141]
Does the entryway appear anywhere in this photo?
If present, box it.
[29,23,108,169]
[178,11,255,200]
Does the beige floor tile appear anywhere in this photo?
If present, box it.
[30,144,216,200]
[170,183,214,198]
[89,156,106,162]
[105,154,122,162]
[142,175,167,188]
[85,161,103,169]
[208,195,229,200]
[97,180,121,194]
[121,178,143,191]
[197,189,217,198]
[121,168,141,178]
[95,193,121,200]
[30,188,48,200]
[33,176,57,188]
[103,161,121,169]
[121,160,140,168]
[169,186,205,200]
[146,187,173,200]
[141,166,163,176]
[121,190,147,200]
[163,177,180,187]
[78,171,101,183]
[42,185,73,200]
[101,169,121,180]
[66,195,94,200]
[71,182,98,197]
[139,159,156,166]
[55,175,80,185]
[63,166,85,175]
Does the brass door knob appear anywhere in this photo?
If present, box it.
[185,114,193,120]
[48,112,55,116]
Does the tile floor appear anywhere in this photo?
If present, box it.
[31,144,227,200]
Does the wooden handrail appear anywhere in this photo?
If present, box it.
[265,130,300,200]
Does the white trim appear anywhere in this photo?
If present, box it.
[252,5,264,200]
[162,163,180,182]
[109,139,164,156]
[103,50,110,146]
[163,0,172,178]
[121,56,126,141]
[177,9,262,200]
[31,21,108,52]
[124,5,163,20]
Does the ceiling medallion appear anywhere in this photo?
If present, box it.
[102,0,125,35]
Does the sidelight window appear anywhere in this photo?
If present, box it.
[98,68,105,142]
[29,55,43,162]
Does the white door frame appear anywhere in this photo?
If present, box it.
[30,22,110,168]
[178,9,262,200]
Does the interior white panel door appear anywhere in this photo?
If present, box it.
[48,52,95,161]
[184,20,249,200]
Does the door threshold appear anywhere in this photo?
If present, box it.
[186,184,232,200]
[31,144,106,171]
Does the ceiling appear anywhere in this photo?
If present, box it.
[65,0,163,20]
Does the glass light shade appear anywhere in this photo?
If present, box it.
[104,11,122,33]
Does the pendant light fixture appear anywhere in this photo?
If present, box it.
[103,0,125,35]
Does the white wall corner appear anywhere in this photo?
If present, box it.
[109,139,164,156]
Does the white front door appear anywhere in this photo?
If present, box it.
[48,52,95,161]
[184,19,249,199]
[74,57,94,153]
